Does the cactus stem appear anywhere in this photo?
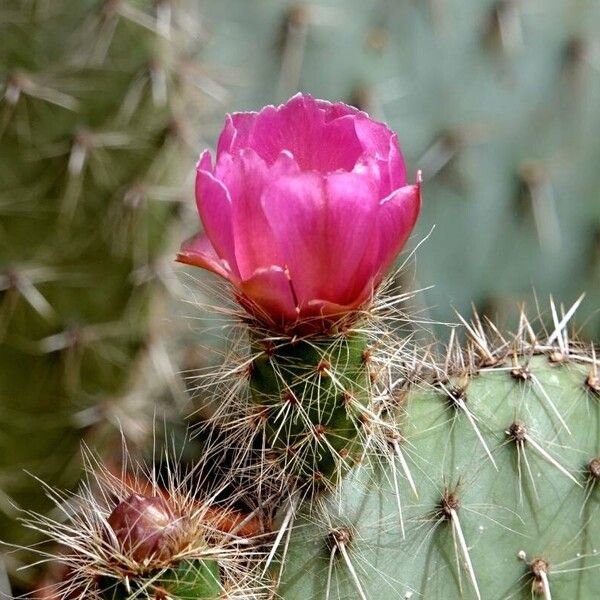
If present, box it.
[277,306,600,597]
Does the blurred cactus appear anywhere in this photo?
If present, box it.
[199,0,600,336]
[0,0,219,584]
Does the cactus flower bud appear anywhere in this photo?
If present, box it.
[106,494,181,563]
[177,93,421,331]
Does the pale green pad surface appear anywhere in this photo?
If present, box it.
[278,355,600,599]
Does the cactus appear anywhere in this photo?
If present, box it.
[247,326,371,483]
[25,301,600,598]
[167,92,600,597]
[9,8,600,589]
[203,283,420,500]
[273,311,600,598]
[0,0,216,583]
[199,0,600,337]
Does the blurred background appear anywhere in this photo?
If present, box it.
[1,0,599,595]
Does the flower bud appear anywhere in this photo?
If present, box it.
[177,93,421,332]
[106,494,180,563]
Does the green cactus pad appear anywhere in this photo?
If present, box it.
[249,330,371,482]
[276,353,600,598]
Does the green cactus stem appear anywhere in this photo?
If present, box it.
[0,0,216,581]
[99,559,221,600]
[248,329,371,483]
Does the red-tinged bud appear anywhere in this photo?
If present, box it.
[106,494,181,563]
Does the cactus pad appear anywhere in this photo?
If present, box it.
[276,339,600,598]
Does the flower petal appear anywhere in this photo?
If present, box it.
[315,97,361,121]
[216,112,256,157]
[353,120,406,196]
[195,161,239,277]
[216,149,287,279]
[238,267,298,326]
[262,171,379,308]
[197,148,213,172]
[375,181,422,278]
[347,180,421,294]
[176,233,231,280]
[247,95,363,172]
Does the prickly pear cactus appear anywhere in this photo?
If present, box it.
[275,317,600,598]
[200,0,600,337]
[0,0,213,580]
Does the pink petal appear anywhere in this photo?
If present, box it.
[315,97,361,121]
[247,95,363,172]
[195,161,239,277]
[262,171,379,308]
[348,181,421,294]
[353,120,406,196]
[385,133,407,190]
[216,149,287,279]
[270,149,300,178]
[375,181,422,278]
[197,148,213,172]
[305,297,364,317]
[238,266,298,326]
[176,233,231,280]
[216,112,256,157]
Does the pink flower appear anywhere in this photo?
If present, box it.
[178,93,421,332]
